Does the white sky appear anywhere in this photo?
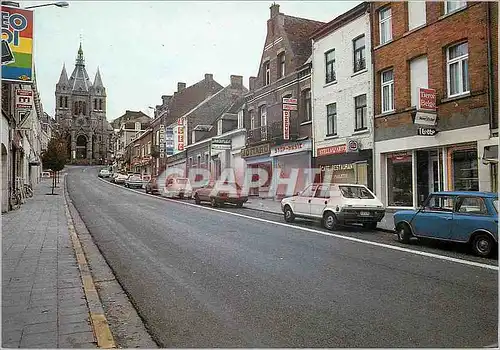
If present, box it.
[21,0,361,121]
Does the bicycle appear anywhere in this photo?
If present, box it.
[9,187,22,210]
[24,183,33,198]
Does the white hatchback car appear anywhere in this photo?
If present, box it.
[281,183,385,230]
[163,177,193,199]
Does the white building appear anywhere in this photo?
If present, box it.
[311,3,374,189]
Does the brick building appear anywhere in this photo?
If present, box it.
[242,3,324,198]
[371,1,498,208]
[311,2,374,189]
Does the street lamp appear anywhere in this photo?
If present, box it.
[25,1,69,9]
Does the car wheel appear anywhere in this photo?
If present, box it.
[396,223,411,244]
[179,193,184,199]
[210,197,218,207]
[471,233,494,258]
[323,211,338,230]
[236,202,243,208]
[363,222,378,230]
[283,205,295,223]
[145,187,149,194]
[195,194,201,205]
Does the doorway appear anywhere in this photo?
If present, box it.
[76,135,87,159]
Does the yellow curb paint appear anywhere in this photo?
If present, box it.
[63,178,116,349]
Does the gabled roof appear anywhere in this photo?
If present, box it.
[311,2,368,41]
[111,110,151,129]
[283,14,325,66]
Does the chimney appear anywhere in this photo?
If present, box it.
[230,75,243,88]
[249,76,257,91]
[161,95,172,105]
[204,73,213,81]
[177,82,186,92]
[270,2,280,18]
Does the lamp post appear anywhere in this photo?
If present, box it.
[24,1,69,9]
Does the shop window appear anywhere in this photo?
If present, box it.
[353,35,366,72]
[325,49,336,83]
[326,103,337,136]
[450,148,478,191]
[379,7,392,45]
[387,153,413,207]
[381,69,394,113]
[447,42,469,97]
[354,94,367,131]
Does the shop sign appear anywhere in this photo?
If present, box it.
[282,110,290,140]
[15,89,33,109]
[271,140,311,157]
[241,143,270,158]
[346,139,359,152]
[159,124,165,158]
[321,163,354,171]
[282,98,298,104]
[413,111,437,126]
[177,126,184,151]
[317,144,347,157]
[418,88,437,111]
[282,104,298,111]
[211,138,231,150]
[389,152,411,163]
[417,127,438,136]
[165,127,174,155]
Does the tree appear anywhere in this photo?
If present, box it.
[41,135,68,194]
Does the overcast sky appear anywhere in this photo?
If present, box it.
[21,0,360,121]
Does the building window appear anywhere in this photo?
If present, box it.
[325,49,336,83]
[250,111,255,129]
[410,56,429,107]
[379,7,392,45]
[408,1,426,30]
[217,119,223,135]
[156,130,159,145]
[449,147,478,191]
[264,61,270,85]
[387,153,413,207]
[277,52,285,78]
[64,96,68,108]
[82,102,86,115]
[381,69,394,113]
[354,94,367,131]
[197,155,201,167]
[447,42,469,97]
[303,89,311,122]
[326,103,337,136]
[59,96,63,108]
[259,105,267,126]
[135,122,140,130]
[237,110,244,129]
[99,99,103,111]
[445,0,466,14]
[148,142,151,155]
[353,35,366,72]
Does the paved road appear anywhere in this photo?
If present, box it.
[67,166,498,348]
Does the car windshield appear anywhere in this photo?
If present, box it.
[130,176,141,181]
[339,186,374,199]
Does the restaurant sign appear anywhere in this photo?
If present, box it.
[317,144,347,157]
[241,143,270,158]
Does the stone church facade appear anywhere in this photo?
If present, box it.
[55,44,113,164]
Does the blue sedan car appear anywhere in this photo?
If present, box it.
[394,191,498,257]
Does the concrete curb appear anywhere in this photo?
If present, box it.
[63,175,116,349]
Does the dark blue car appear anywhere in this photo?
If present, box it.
[394,191,498,257]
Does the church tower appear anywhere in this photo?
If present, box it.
[55,43,112,165]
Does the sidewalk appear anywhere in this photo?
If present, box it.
[245,197,395,232]
[2,179,97,348]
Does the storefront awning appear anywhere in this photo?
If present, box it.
[483,145,498,163]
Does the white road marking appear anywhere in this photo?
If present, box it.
[97,177,499,271]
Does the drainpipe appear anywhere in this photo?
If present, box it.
[486,2,495,135]
[368,5,377,195]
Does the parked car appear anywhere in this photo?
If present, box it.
[125,174,144,189]
[164,177,193,199]
[145,177,160,195]
[194,181,248,207]
[113,173,128,185]
[98,169,111,178]
[41,171,51,178]
[394,191,498,257]
[281,183,385,230]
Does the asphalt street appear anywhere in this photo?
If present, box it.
[67,166,498,348]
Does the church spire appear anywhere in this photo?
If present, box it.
[93,66,104,88]
[57,63,69,86]
[76,42,84,66]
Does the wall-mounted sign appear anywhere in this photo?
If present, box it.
[271,140,312,157]
[177,126,184,151]
[282,104,298,111]
[282,98,298,104]
[211,138,232,150]
[346,139,359,152]
[165,127,174,155]
[413,112,438,126]
[159,124,165,158]
[283,110,290,140]
[317,144,347,157]
[321,163,354,171]
[15,89,33,109]
[1,6,34,82]
[417,127,438,136]
[241,143,270,158]
[418,88,437,111]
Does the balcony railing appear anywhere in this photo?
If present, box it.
[246,121,299,145]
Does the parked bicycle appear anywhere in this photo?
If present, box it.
[9,187,22,210]
[24,183,33,198]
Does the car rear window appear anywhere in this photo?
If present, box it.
[130,176,141,180]
[339,186,374,199]
[176,179,188,184]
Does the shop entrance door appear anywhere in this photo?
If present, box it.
[417,149,444,206]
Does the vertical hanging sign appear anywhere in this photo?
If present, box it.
[282,97,297,141]
[159,125,165,158]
